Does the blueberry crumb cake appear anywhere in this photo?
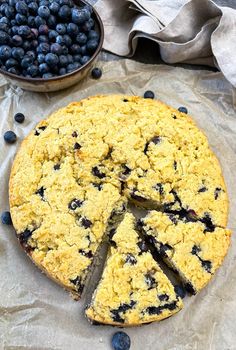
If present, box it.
[9,95,231,325]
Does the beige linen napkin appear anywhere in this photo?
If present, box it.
[95,0,236,87]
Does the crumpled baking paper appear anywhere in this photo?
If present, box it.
[0,59,236,350]
[94,0,236,87]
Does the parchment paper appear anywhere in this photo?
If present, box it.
[0,59,236,350]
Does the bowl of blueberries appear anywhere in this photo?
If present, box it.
[0,0,104,92]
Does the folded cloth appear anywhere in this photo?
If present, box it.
[95,0,236,87]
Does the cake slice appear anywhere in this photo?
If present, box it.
[85,213,183,326]
[139,211,231,294]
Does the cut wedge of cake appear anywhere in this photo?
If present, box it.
[138,211,231,294]
[85,213,183,326]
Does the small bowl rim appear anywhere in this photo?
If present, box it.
[0,0,104,83]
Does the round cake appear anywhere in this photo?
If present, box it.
[9,95,231,324]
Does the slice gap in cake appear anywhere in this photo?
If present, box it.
[138,211,231,294]
[85,213,183,326]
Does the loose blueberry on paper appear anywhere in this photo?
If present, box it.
[112,332,131,350]
[144,90,155,99]
[1,211,12,225]
[178,106,188,114]
[14,112,25,123]
[0,1,100,78]
[4,130,17,144]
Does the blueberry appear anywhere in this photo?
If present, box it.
[11,47,25,60]
[144,90,155,99]
[30,28,38,38]
[82,8,91,21]
[48,29,58,42]
[56,34,64,46]
[38,24,49,35]
[73,54,81,63]
[38,34,48,43]
[0,22,9,32]
[72,9,85,25]
[26,50,36,59]
[10,19,17,26]
[80,55,90,65]
[35,15,46,28]
[0,45,11,60]
[16,2,28,16]
[15,13,27,25]
[18,25,31,38]
[58,5,71,21]
[37,42,50,54]
[49,2,60,15]
[82,18,94,32]
[59,0,73,6]
[37,53,45,63]
[0,30,10,44]
[58,54,68,67]
[0,17,9,25]
[50,43,62,56]
[45,52,59,66]
[67,54,73,64]
[76,33,87,45]
[42,72,53,78]
[1,211,12,225]
[9,0,17,6]
[67,62,79,73]
[5,58,18,68]
[48,14,56,28]
[10,25,19,35]
[61,45,68,55]
[0,4,8,15]
[178,106,188,114]
[28,2,38,15]
[22,40,31,51]
[39,0,49,6]
[38,5,50,19]
[86,39,98,54]
[39,62,49,74]
[67,22,78,36]
[56,23,66,35]
[21,55,34,69]
[63,34,72,47]
[5,5,15,19]
[91,67,102,79]
[80,45,87,55]
[4,130,17,144]
[14,112,25,123]
[27,15,35,27]
[111,332,131,350]
[27,64,38,77]
[88,30,99,41]
[70,44,80,55]
[7,67,20,75]
[30,39,38,49]
[59,67,66,75]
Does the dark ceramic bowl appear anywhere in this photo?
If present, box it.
[0,0,104,92]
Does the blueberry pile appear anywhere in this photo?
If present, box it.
[0,0,100,78]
